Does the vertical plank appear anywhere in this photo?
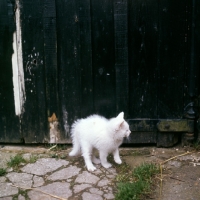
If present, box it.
[0,0,21,142]
[114,0,129,117]
[91,0,116,118]
[79,0,94,118]
[193,0,200,98]
[20,0,47,143]
[43,0,58,118]
[184,0,200,112]
[158,0,186,118]
[128,0,158,118]
[56,0,81,137]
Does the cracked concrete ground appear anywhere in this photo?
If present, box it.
[0,145,200,200]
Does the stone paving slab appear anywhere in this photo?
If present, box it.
[0,147,118,200]
[28,182,72,200]
[0,182,19,198]
[6,172,33,188]
[21,158,69,176]
[47,165,81,181]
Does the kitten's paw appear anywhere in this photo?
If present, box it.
[114,158,122,164]
[69,151,76,156]
[87,165,97,171]
[102,162,112,169]
[69,149,81,157]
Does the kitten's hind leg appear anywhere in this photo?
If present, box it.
[99,151,112,168]
[69,137,81,156]
[92,155,101,164]
[92,149,100,164]
[82,146,96,171]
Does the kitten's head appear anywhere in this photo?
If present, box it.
[113,112,131,140]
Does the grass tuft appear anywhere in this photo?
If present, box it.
[29,155,38,163]
[7,154,26,169]
[0,168,7,176]
[115,163,159,200]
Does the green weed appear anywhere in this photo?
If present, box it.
[115,163,132,182]
[115,163,159,200]
[0,168,6,176]
[29,155,38,163]
[12,189,29,200]
[133,163,159,182]
[7,154,26,169]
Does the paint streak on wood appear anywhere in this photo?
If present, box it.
[12,0,25,116]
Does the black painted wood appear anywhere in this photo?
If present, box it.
[114,0,129,117]
[43,0,59,118]
[184,0,200,106]
[194,1,200,98]
[0,0,21,143]
[128,0,158,118]
[0,0,199,146]
[91,0,116,118]
[56,0,82,137]
[20,0,47,143]
[79,0,93,118]
[158,0,187,118]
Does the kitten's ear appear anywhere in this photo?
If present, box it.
[115,112,124,131]
[115,120,124,131]
[117,112,124,119]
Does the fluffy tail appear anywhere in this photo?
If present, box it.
[69,121,81,156]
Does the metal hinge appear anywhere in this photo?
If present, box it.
[128,119,194,133]
[157,119,194,132]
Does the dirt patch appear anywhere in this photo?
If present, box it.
[159,164,200,200]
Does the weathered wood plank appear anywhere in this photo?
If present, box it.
[91,0,116,118]
[56,0,81,138]
[79,0,94,118]
[114,0,129,117]
[43,0,59,119]
[128,0,158,118]
[0,0,21,143]
[184,0,200,111]
[20,0,47,143]
[158,0,186,118]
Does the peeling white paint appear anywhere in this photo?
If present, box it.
[62,106,70,137]
[12,0,25,116]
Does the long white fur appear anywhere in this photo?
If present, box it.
[69,112,131,171]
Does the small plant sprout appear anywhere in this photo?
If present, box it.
[115,163,159,200]
[7,154,26,169]
[0,168,7,176]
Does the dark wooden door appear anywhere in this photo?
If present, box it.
[0,0,199,146]
[0,0,21,143]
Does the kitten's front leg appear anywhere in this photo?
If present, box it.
[113,148,122,164]
[99,151,112,168]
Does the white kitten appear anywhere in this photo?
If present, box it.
[69,112,131,171]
